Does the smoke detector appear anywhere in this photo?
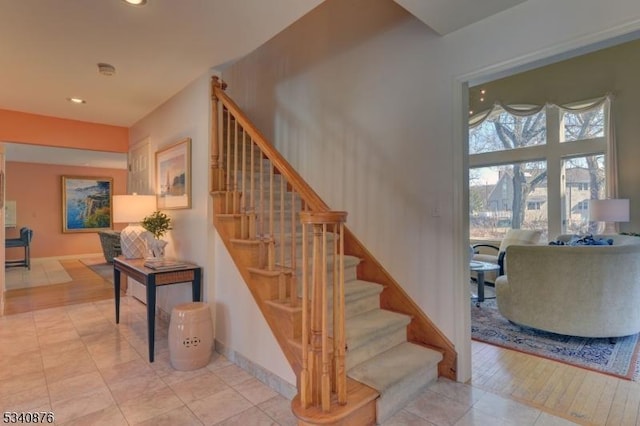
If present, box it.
[97,63,116,76]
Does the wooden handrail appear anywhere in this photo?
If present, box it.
[212,80,328,213]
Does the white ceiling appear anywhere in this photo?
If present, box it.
[0,0,527,167]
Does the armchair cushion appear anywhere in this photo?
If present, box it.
[472,229,542,276]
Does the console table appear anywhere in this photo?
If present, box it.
[113,257,202,362]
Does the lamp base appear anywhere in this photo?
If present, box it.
[120,224,148,259]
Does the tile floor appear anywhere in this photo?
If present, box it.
[0,295,578,425]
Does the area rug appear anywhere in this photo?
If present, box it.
[471,299,640,381]
[80,257,114,283]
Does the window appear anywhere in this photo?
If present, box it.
[469,98,610,241]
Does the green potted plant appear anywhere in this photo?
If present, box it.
[141,210,172,257]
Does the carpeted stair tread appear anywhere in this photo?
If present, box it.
[347,342,442,423]
[348,342,441,390]
[345,309,411,351]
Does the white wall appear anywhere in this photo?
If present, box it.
[221,0,640,382]
[128,75,211,314]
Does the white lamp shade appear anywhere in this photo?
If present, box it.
[113,194,156,224]
[112,194,156,259]
[589,199,630,222]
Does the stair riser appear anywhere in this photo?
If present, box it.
[376,365,438,423]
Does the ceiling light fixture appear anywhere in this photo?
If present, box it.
[67,97,86,104]
[97,63,116,76]
[122,0,147,6]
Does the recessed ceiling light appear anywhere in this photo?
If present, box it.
[122,0,147,5]
[67,97,86,104]
[97,63,116,76]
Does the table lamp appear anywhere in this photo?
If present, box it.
[113,194,156,258]
[588,198,630,234]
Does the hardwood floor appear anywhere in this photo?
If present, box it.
[3,261,639,424]
[3,259,118,315]
[471,340,640,425]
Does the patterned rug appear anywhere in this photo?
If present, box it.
[471,299,640,381]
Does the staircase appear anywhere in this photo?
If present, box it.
[210,77,456,425]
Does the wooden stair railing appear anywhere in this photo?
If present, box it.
[299,211,348,411]
[209,76,457,423]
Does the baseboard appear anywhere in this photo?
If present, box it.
[214,339,296,400]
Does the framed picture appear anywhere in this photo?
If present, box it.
[156,137,191,209]
[62,176,113,233]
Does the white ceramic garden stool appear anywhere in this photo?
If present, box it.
[168,302,213,371]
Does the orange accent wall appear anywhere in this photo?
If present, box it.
[0,109,128,152]
[5,162,127,259]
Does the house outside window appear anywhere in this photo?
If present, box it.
[469,98,609,241]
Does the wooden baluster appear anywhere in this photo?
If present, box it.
[249,140,256,240]
[278,176,286,299]
[335,221,347,404]
[310,221,323,406]
[210,76,226,192]
[267,163,275,270]
[300,220,310,407]
[232,118,240,214]
[290,190,298,308]
[225,109,232,214]
[299,211,348,411]
[240,129,247,238]
[320,223,330,411]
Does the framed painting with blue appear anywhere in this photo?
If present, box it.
[62,176,113,233]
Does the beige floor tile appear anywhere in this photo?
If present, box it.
[404,389,472,425]
[257,396,298,426]
[188,387,253,425]
[216,406,279,425]
[206,352,233,371]
[233,377,279,405]
[99,358,156,386]
[90,342,143,369]
[47,371,109,404]
[108,374,168,405]
[429,378,486,406]
[58,404,128,426]
[0,385,50,413]
[43,352,99,384]
[37,328,81,348]
[135,405,204,426]
[454,407,523,425]
[118,384,185,424]
[0,370,47,399]
[472,391,541,425]
[213,364,255,387]
[169,371,230,404]
[51,387,115,424]
[0,350,43,381]
[382,409,436,425]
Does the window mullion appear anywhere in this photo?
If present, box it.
[546,105,563,238]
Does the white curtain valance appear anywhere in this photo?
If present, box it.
[469,93,618,199]
[469,94,613,128]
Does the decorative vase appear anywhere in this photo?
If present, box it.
[144,232,168,258]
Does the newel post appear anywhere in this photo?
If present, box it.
[299,210,348,411]
[210,76,227,192]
